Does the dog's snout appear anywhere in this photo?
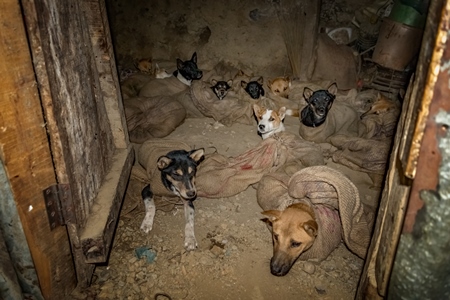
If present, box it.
[270,257,289,277]
[196,71,203,79]
[258,124,265,130]
[186,190,197,199]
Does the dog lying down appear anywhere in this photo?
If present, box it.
[253,104,299,139]
[140,148,205,251]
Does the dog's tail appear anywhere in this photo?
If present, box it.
[141,184,154,201]
[286,108,299,117]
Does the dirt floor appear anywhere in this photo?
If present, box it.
[80,0,387,299]
[83,116,380,300]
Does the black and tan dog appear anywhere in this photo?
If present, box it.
[300,83,338,127]
[211,79,233,100]
[140,148,205,251]
[262,203,318,276]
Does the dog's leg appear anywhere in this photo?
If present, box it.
[183,200,197,250]
[140,185,156,233]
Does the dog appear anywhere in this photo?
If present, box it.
[360,92,399,119]
[173,52,203,86]
[211,79,233,100]
[155,63,172,79]
[135,58,153,74]
[241,76,265,99]
[253,104,299,139]
[140,148,205,251]
[300,83,338,127]
[267,76,291,98]
[261,202,318,276]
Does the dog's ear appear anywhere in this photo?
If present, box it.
[157,156,172,170]
[237,70,245,76]
[155,63,160,71]
[303,87,314,102]
[302,220,318,237]
[261,210,281,222]
[241,81,248,89]
[189,148,205,164]
[176,58,184,70]
[327,83,338,96]
[226,79,233,87]
[257,76,264,85]
[278,107,287,120]
[191,52,198,64]
[211,79,218,86]
[267,79,273,89]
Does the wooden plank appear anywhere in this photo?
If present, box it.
[356,0,446,298]
[0,0,76,298]
[399,0,445,179]
[81,0,130,149]
[80,146,134,263]
[30,0,116,224]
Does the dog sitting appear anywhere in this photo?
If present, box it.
[211,79,233,100]
[140,148,205,251]
[261,202,318,276]
[253,104,298,139]
[241,76,265,99]
[300,83,338,127]
[267,76,291,98]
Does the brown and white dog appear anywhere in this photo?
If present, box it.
[253,104,298,139]
[267,76,291,98]
[261,202,318,276]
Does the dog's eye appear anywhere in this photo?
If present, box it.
[273,234,279,242]
[283,87,288,91]
[269,117,274,122]
[291,241,302,248]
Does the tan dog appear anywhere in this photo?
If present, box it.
[360,92,399,119]
[267,76,291,98]
[261,202,318,276]
[135,58,153,74]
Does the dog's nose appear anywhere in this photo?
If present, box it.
[259,124,265,130]
[186,190,196,199]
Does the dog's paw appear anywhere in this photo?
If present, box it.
[184,236,198,251]
[140,221,153,233]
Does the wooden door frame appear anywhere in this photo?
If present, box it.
[0,0,77,298]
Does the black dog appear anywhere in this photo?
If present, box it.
[173,52,203,85]
[300,83,338,127]
[211,79,233,100]
[140,148,205,251]
[241,76,265,99]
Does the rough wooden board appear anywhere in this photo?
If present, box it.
[0,0,76,297]
[82,0,130,149]
[80,146,135,263]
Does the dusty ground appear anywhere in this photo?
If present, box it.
[80,0,384,299]
[82,116,380,300]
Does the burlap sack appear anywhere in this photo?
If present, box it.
[124,96,186,143]
[330,135,392,176]
[190,64,255,126]
[309,33,358,90]
[196,132,324,198]
[139,76,190,98]
[258,166,373,261]
[298,102,360,143]
[120,73,154,100]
